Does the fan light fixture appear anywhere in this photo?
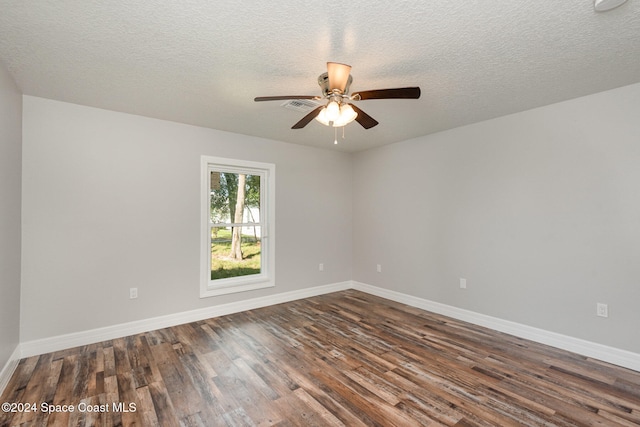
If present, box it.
[315,102,358,127]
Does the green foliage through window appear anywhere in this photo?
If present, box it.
[209,171,262,280]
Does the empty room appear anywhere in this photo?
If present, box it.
[1,1,639,426]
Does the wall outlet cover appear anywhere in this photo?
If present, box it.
[597,303,608,318]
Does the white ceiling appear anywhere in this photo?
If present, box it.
[1,1,639,152]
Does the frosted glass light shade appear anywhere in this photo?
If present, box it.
[332,104,358,127]
[315,107,330,126]
[315,103,358,127]
[325,101,340,121]
[327,62,352,92]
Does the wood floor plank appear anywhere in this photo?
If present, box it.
[2,290,639,426]
[136,384,162,426]
[0,355,39,427]
[10,354,52,423]
[147,380,181,427]
[46,354,79,427]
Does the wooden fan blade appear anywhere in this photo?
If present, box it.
[352,87,421,100]
[254,95,320,102]
[327,62,352,93]
[350,104,379,129]
[291,106,324,129]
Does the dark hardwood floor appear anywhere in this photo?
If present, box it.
[2,290,639,426]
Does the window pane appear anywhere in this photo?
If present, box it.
[210,172,261,224]
[210,226,261,280]
[244,174,261,222]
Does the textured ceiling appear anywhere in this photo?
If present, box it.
[0,1,639,152]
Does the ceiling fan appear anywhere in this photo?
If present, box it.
[254,62,421,130]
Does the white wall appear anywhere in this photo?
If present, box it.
[0,62,22,369]
[20,96,353,341]
[353,83,640,353]
[17,83,640,357]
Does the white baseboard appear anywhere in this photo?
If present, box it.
[15,280,640,373]
[0,345,21,396]
[19,281,351,358]
[351,281,640,372]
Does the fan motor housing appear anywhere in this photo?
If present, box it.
[318,72,352,96]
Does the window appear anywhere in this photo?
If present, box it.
[201,156,275,297]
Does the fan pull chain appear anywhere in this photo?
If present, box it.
[332,126,347,145]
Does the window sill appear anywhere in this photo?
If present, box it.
[200,276,274,298]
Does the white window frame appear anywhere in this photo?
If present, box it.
[200,156,275,297]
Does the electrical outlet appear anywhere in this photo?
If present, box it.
[376,264,382,273]
[596,303,608,318]
[460,278,467,289]
[319,263,324,271]
[130,288,138,299]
